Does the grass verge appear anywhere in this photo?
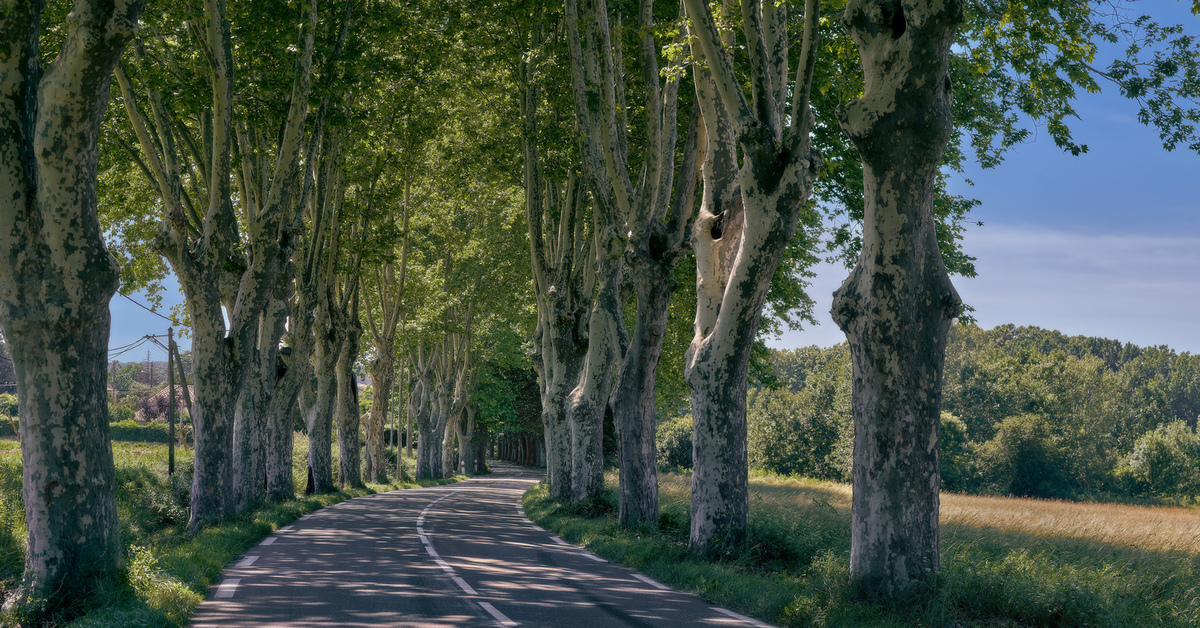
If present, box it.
[523,470,1200,628]
[0,436,462,627]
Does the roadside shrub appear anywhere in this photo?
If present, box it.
[1128,420,1200,496]
[656,413,692,470]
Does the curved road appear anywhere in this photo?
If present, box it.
[189,463,772,627]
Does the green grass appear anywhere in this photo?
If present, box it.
[524,470,1200,628]
[0,434,460,627]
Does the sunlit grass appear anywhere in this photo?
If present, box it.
[526,469,1200,628]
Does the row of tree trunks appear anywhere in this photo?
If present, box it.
[0,0,146,616]
[494,433,544,467]
[113,0,323,532]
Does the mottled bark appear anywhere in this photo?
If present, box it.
[365,354,394,482]
[570,0,700,526]
[410,347,439,478]
[520,22,591,502]
[335,319,363,488]
[564,0,625,504]
[114,0,320,532]
[307,307,338,493]
[233,291,287,511]
[832,0,963,601]
[0,0,144,615]
[613,266,672,525]
[682,0,821,553]
[265,281,310,502]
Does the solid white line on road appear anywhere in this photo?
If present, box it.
[549,536,569,545]
[258,537,276,546]
[434,558,454,573]
[712,606,774,627]
[478,601,518,626]
[419,534,431,545]
[214,578,241,598]
[425,544,440,558]
[452,576,477,595]
[632,574,670,590]
[577,553,606,562]
[417,525,426,535]
[236,556,259,567]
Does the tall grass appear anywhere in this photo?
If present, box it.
[0,433,453,627]
[525,470,1200,628]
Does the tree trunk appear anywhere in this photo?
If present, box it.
[265,287,312,502]
[307,312,338,493]
[233,293,286,512]
[187,304,239,529]
[613,267,674,526]
[335,322,363,488]
[365,353,394,482]
[682,0,822,553]
[831,0,963,601]
[0,1,145,615]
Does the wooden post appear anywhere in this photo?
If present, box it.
[169,333,192,443]
[168,327,176,476]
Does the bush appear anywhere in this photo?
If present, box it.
[656,413,692,470]
[978,413,1067,497]
[746,387,843,479]
[940,412,976,491]
[1128,420,1200,496]
[109,405,135,423]
[0,393,17,417]
[108,419,173,444]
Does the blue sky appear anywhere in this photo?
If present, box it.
[770,3,1200,355]
[111,5,1200,360]
[773,49,1200,354]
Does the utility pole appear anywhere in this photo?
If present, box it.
[167,327,176,476]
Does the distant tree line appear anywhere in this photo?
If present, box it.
[659,323,1200,502]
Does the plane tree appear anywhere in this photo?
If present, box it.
[0,0,146,618]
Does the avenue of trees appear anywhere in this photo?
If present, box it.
[1,0,1198,621]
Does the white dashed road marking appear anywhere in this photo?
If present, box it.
[577,553,606,562]
[713,606,775,627]
[479,601,518,626]
[549,536,569,545]
[236,555,259,567]
[452,576,478,595]
[632,574,670,590]
[215,578,241,598]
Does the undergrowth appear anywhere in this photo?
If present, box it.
[524,470,1200,628]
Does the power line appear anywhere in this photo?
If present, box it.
[108,337,152,360]
[119,292,173,322]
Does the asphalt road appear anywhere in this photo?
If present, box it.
[188,462,773,627]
